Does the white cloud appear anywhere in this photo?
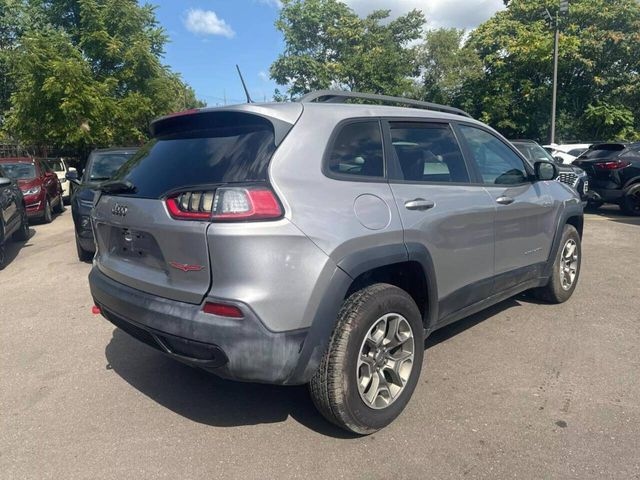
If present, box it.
[256,0,282,7]
[258,71,270,81]
[184,9,235,38]
[342,0,504,30]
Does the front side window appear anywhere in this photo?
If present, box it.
[326,121,384,179]
[458,125,528,185]
[86,152,136,183]
[390,123,469,183]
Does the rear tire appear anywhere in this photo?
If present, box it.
[0,242,5,270]
[76,234,93,262]
[620,184,640,216]
[532,224,581,304]
[309,283,424,435]
[585,200,603,211]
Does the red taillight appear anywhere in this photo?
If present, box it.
[166,187,282,222]
[202,302,244,318]
[594,160,631,170]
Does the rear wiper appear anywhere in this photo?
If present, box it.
[99,180,137,194]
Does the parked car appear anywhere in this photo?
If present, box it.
[573,142,640,215]
[45,158,76,203]
[0,157,64,223]
[543,143,592,164]
[0,165,29,269]
[69,147,139,261]
[511,140,589,202]
[88,91,583,434]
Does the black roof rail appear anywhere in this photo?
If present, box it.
[297,90,472,118]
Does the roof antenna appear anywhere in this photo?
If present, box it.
[236,64,253,103]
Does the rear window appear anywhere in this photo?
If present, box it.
[579,145,625,160]
[113,113,277,198]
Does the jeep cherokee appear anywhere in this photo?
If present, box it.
[89,91,584,434]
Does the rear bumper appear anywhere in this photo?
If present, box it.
[89,267,310,385]
[587,187,624,203]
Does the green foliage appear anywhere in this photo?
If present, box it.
[270,0,424,98]
[465,0,640,141]
[1,0,204,151]
[417,28,482,106]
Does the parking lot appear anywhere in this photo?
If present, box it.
[1,208,639,479]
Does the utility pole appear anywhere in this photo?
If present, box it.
[548,0,569,144]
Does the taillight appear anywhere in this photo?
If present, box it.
[166,186,283,221]
[594,160,631,170]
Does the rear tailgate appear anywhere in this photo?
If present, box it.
[93,195,211,304]
[91,106,302,305]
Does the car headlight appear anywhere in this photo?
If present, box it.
[23,186,41,196]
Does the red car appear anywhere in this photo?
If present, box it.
[0,158,64,223]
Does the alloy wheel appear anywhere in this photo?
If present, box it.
[356,313,415,409]
[559,239,579,290]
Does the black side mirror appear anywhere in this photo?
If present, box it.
[0,177,11,187]
[65,170,80,184]
[534,161,558,181]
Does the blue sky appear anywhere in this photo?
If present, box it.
[152,0,505,106]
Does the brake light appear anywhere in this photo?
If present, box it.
[594,160,631,170]
[166,187,282,222]
[202,302,244,318]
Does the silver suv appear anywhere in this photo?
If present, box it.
[89,91,583,434]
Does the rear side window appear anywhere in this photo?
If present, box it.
[458,125,528,185]
[390,123,469,183]
[113,113,277,198]
[326,121,384,179]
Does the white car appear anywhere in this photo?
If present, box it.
[543,143,592,164]
[45,158,76,203]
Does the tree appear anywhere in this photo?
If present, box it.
[417,28,482,107]
[1,0,203,152]
[465,0,640,141]
[270,0,424,98]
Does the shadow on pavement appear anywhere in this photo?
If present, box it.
[105,328,357,438]
[105,295,531,437]
[587,205,640,226]
[1,228,36,269]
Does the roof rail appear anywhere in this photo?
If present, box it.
[297,90,472,118]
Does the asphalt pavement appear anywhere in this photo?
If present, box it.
[1,206,639,479]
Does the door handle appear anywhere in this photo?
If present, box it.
[404,198,435,211]
[496,196,515,205]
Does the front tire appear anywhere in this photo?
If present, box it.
[42,199,53,224]
[533,224,581,303]
[309,283,424,435]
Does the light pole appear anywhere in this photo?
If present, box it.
[547,0,569,144]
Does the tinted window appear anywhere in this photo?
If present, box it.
[86,152,136,182]
[114,117,276,198]
[327,121,384,178]
[2,163,36,180]
[512,142,554,164]
[390,123,469,183]
[579,145,625,160]
[620,148,640,161]
[567,148,587,157]
[459,125,528,185]
[47,159,65,172]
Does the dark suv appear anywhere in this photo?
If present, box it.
[573,142,640,215]
[0,166,29,269]
[88,91,583,434]
[69,147,139,261]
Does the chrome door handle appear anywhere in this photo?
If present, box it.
[405,198,435,211]
[496,196,514,205]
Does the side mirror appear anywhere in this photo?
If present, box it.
[65,170,79,184]
[0,177,12,187]
[535,161,558,181]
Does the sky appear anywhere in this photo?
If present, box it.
[153,0,505,106]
